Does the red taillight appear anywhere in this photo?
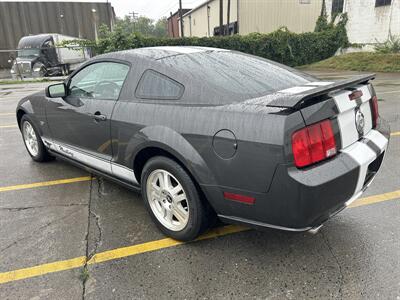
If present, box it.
[371,95,379,128]
[292,119,337,168]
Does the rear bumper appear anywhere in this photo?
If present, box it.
[203,123,390,232]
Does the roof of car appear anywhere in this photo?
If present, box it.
[99,46,230,61]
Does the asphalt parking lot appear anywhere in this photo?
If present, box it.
[0,70,399,299]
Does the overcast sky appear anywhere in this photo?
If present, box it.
[1,0,205,19]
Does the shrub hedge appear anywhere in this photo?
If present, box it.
[68,14,348,67]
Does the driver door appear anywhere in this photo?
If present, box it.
[46,61,130,173]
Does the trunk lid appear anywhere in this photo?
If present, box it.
[243,74,376,150]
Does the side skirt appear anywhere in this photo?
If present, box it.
[49,150,141,193]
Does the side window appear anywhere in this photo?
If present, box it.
[135,69,184,100]
[68,62,129,100]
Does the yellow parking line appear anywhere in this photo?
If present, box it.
[391,131,400,136]
[0,189,399,285]
[349,189,400,208]
[88,225,248,265]
[0,176,92,193]
[0,124,18,128]
[0,257,86,285]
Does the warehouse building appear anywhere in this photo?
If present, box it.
[326,0,400,44]
[0,1,115,68]
[167,9,191,38]
[180,0,321,37]
[180,0,399,45]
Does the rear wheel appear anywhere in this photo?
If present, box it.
[21,115,53,162]
[141,156,212,241]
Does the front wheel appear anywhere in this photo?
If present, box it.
[20,115,53,162]
[141,156,213,241]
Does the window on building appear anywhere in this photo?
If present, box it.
[332,0,344,14]
[375,0,392,7]
[135,70,184,100]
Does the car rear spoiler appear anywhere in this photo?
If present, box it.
[264,74,376,109]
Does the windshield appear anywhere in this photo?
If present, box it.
[161,51,314,99]
[18,49,40,57]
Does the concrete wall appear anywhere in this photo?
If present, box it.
[238,0,322,35]
[181,0,237,37]
[0,1,115,68]
[326,0,400,44]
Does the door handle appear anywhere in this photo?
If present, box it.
[92,111,107,121]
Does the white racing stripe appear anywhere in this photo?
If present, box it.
[342,142,376,192]
[341,129,388,194]
[305,81,334,86]
[332,83,374,148]
[365,129,388,152]
[42,138,138,184]
[279,86,316,94]
[337,109,360,148]
[153,46,205,54]
[331,89,357,112]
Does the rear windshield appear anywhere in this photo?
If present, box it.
[161,51,313,99]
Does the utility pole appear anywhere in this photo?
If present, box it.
[207,5,210,37]
[179,0,184,37]
[227,0,230,35]
[129,11,138,32]
[219,0,223,36]
[170,12,175,37]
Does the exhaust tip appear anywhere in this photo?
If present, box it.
[308,224,323,235]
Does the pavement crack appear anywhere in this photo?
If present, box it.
[88,210,103,259]
[0,203,87,211]
[81,176,92,300]
[321,231,344,300]
[97,177,105,197]
[81,175,99,300]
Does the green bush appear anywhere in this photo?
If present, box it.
[374,34,400,54]
[65,14,348,67]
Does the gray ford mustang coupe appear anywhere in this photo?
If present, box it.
[16,46,390,241]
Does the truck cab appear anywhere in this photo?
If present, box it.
[11,34,90,79]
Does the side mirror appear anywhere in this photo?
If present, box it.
[46,83,66,98]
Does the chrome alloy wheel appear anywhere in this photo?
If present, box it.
[23,121,39,157]
[146,169,189,231]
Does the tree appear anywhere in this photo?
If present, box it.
[115,16,167,38]
[153,17,168,38]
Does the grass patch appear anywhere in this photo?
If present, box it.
[302,52,400,72]
[0,78,53,85]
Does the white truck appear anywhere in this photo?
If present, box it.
[11,33,91,78]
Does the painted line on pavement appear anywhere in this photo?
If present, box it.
[349,189,400,208]
[0,189,399,285]
[0,176,92,193]
[0,124,18,128]
[0,113,14,116]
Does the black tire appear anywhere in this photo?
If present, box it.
[20,115,53,162]
[141,156,214,241]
